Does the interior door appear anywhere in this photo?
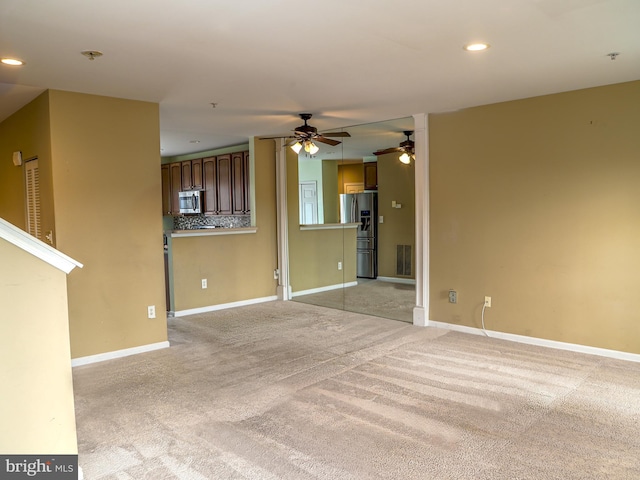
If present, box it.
[299,181,318,225]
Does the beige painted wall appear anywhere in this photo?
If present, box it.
[429,80,640,353]
[0,239,78,454]
[322,160,339,224]
[288,149,357,293]
[338,162,364,193]
[171,138,278,310]
[47,91,167,358]
[0,92,55,237]
[377,154,415,278]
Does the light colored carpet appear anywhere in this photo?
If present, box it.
[293,279,415,323]
[73,301,640,479]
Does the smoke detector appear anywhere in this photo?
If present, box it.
[81,51,103,61]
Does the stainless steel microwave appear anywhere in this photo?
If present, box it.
[178,190,203,214]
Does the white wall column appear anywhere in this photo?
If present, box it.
[412,113,429,326]
[275,139,291,300]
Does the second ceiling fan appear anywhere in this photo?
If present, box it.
[373,130,414,163]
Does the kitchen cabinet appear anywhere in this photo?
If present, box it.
[181,158,203,190]
[161,150,249,217]
[162,162,188,215]
[243,151,251,213]
[232,151,251,214]
[216,154,233,215]
[161,164,171,215]
[169,162,182,215]
[202,156,217,215]
[364,162,378,190]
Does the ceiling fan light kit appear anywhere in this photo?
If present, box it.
[374,130,415,164]
[260,113,351,154]
[303,140,319,155]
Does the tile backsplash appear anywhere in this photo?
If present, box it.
[173,215,251,230]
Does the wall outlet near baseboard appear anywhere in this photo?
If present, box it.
[484,296,492,307]
[201,279,207,289]
[147,305,156,319]
[338,261,343,270]
[448,290,457,303]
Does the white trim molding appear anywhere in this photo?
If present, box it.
[377,276,416,285]
[429,320,640,363]
[72,341,170,367]
[300,223,359,231]
[412,113,429,327]
[0,217,83,274]
[173,295,278,317]
[275,139,291,301]
[291,281,359,297]
[170,227,257,238]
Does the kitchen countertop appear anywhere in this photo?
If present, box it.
[169,227,257,238]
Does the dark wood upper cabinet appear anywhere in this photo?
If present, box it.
[162,150,249,217]
[364,162,378,190]
[216,154,233,215]
[181,158,203,190]
[202,157,217,215]
[243,151,251,214]
[190,158,203,190]
[181,161,192,190]
[169,162,182,214]
[232,152,246,214]
[161,164,171,215]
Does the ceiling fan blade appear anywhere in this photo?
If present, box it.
[373,147,403,156]
[314,136,341,146]
[320,131,351,138]
[258,135,297,140]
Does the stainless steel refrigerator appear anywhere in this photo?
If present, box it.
[340,192,378,279]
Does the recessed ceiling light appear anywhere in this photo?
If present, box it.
[464,43,490,52]
[189,140,200,144]
[1,58,25,66]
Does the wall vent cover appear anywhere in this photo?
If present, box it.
[396,245,412,276]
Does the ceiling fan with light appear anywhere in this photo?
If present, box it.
[260,113,350,154]
[373,130,414,164]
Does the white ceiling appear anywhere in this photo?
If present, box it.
[1,0,639,157]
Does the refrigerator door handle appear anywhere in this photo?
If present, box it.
[351,197,357,224]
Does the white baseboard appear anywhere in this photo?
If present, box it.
[291,281,359,298]
[71,341,171,367]
[412,306,427,326]
[428,320,640,363]
[173,295,278,317]
[377,276,416,285]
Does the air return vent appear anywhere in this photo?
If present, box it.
[396,245,412,276]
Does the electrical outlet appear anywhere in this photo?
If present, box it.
[201,279,207,289]
[338,262,343,270]
[147,305,156,319]
[448,290,457,304]
[484,296,492,307]
[273,269,279,280]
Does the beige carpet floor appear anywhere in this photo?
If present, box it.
[293,279,415,323]
[73,301,640,479]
